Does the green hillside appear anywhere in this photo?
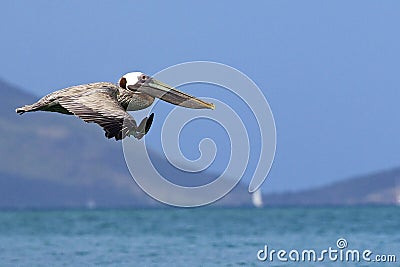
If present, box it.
[264,168,400,206]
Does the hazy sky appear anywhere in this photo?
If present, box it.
[1,1,399,192]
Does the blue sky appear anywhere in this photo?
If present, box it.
[1,1,399,192]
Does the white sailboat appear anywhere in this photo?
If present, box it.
[252,188,264,208]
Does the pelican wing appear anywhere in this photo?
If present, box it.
[57,88,138,140]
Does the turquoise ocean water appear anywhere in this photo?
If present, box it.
[0,207,398,266]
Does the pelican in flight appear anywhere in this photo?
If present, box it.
[16,72,214,140]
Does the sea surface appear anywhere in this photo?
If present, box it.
[0,207,398,266]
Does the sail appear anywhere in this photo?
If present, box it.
[252,189,263,208]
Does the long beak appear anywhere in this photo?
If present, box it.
[133,78,215,110]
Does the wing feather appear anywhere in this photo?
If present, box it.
[57,88,137,140]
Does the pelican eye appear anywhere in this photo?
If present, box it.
[119,77,127,89]
[140,75,147,82]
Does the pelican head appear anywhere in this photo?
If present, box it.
[118,72,215,110]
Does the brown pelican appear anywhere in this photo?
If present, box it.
[16,72,214,140]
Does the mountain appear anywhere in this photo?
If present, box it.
[0,78,252,208]
[264,167,400,206]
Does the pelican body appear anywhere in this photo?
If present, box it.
[16,72,214,140]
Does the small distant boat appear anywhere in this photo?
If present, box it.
[252,189,263,208]
[86,199,96,209]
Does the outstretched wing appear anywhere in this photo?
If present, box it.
[57,88,138,140]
